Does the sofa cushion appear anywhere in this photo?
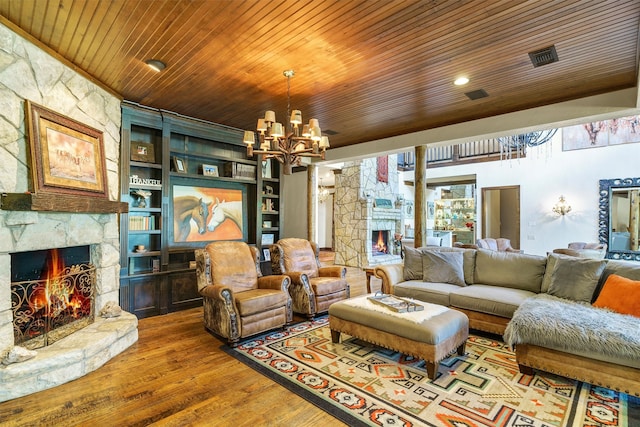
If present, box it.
[393,281,460,306]
[403,246,424,281]
[449,284,536,318]
[422,247,476,285]
[594,259,640,300]
[547,256,606,303]
[593,274,640,317]
[421,250,465,286]
[541,253,559,293]
[473,249,546,292]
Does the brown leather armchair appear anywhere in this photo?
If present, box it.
[476,237,522,253]
[195,241,292,346]
[270,238,349,318]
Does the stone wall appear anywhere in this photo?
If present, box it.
[334,155,403,267]
[0,22,136,400]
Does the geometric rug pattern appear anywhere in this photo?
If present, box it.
[229,317,639,427]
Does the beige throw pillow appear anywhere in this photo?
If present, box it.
[421,250,466,286]
[547,256,606,303]
[403,246,423,281]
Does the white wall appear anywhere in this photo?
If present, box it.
[318,194,333,248]
[424,135,640,256]
[281,170,308,239]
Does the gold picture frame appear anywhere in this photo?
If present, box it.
[26,100,108,198]
[172,156,186,173]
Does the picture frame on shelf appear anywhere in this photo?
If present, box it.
[130,141,156,163]
[262,159,272,178]
[25,100,108,198]
[202,164,219,177]
[261,233,274,245]
[263,220,272,228]
[172,156,186,173]
[262,248,271,261]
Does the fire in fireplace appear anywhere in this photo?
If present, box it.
[10,246,95,349]
[372,230,390,256]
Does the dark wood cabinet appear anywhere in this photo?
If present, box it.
[119,102,282,318]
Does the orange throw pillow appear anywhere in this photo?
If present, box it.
[593,274,640,317]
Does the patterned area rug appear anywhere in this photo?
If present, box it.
[228,317,639,427]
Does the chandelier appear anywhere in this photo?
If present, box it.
[243,70,330,175]
[497,129,558,154]
[319,178,330,203]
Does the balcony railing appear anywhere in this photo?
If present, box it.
[398,139,523,170]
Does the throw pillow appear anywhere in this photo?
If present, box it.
[421,250,465,286]
[403,246,423,281]
[547,256,606,303]
[593,274,640,317]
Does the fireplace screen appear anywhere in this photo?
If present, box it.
[11,247,95,349]
[372,230,390,256]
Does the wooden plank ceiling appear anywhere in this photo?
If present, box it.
[1,0,639,150]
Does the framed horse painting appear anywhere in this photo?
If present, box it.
[170,178,248,245]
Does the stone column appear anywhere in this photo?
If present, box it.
[307,164,317,242]
[414,145,427,248]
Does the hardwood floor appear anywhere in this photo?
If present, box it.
[0,259,381,427]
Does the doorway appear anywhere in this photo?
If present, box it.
[481,186,521,249]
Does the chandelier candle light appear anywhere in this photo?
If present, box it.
[243,70,330,175]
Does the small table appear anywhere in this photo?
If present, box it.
[362,266,376,293]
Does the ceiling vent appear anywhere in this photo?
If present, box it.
[529,45,559,67]
[323,129,339,135]
[464,89,488,100]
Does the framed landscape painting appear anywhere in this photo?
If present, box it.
[170,179,247,245]
[26,100,108,198]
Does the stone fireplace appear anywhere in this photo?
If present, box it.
[0,212,138,402]
[11,246,95,349]
[0,22,137,402]
[334,156,404,267]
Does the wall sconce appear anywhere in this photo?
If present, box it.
[552,195,572,216]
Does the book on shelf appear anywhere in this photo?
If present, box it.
[367,292,424,313]
[128,215,156,231]
[224,162,256,179]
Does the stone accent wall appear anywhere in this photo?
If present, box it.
[0,22,136,401]
[334,156,403,267]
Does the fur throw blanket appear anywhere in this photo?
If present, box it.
[504,293,640,360]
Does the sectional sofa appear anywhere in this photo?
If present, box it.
[375,247,640,396]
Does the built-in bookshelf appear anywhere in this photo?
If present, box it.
[119,102,282,318]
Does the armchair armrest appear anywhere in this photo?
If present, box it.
[318,266,346,278]
[284,271,308,286]
[199,284,235,302]
[257,274,291,292]
[375,263,404,294]
[506,248,524,253]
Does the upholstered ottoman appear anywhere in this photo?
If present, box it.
[329,296,469,379]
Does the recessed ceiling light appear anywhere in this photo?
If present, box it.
[145,59,166,72]
[454,77,469,86]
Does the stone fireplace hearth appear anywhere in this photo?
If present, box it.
[0,211,138,402]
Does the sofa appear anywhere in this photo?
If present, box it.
[375,246,640,396]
